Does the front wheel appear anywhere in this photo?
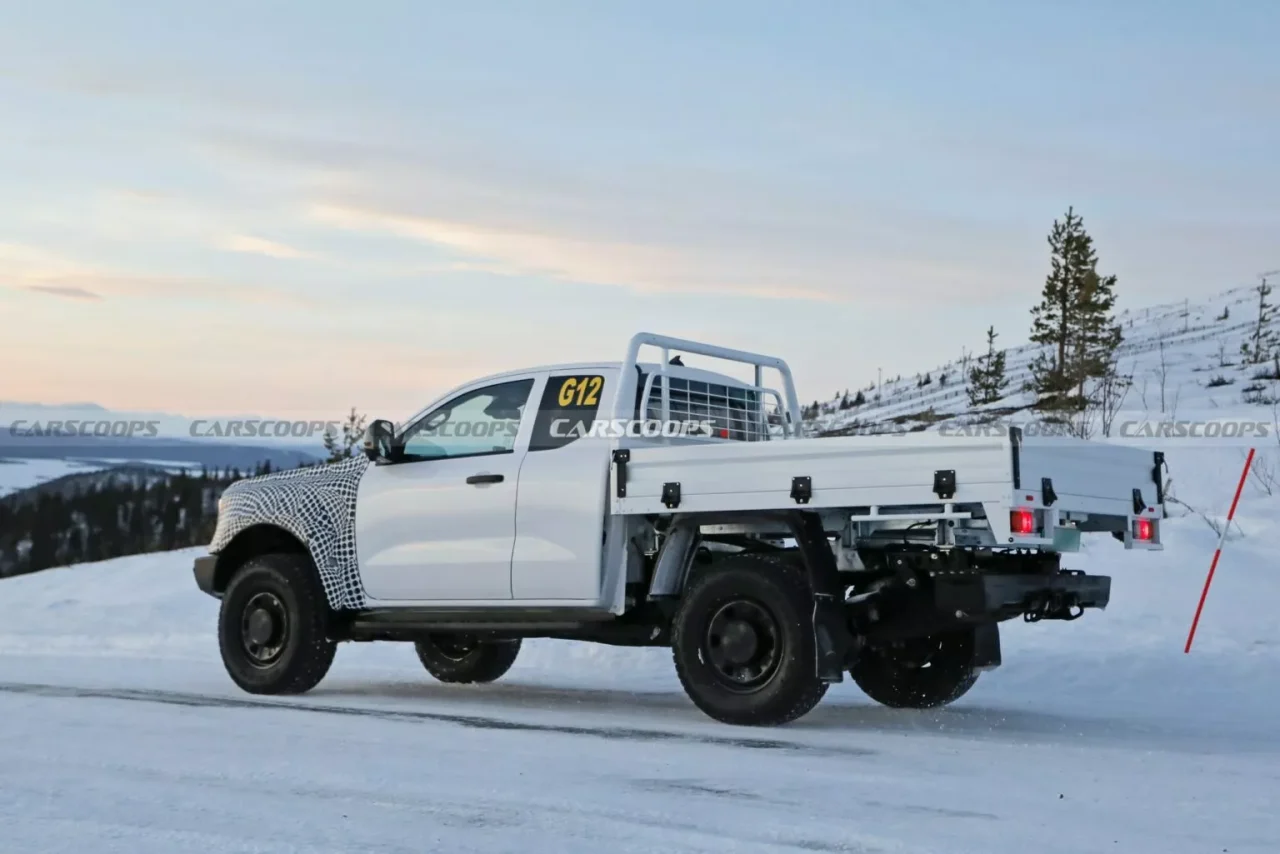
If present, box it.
[415,635,522,684]
[218,553,337,695]
[850,627,979,709]
[671,554,828,726]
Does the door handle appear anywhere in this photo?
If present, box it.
[466,473,504,485]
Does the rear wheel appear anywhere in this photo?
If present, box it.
[415,635,522,684]
[218,553,336,695]
[671,554,828,726]
[851,627,979,709]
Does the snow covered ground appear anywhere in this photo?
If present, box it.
[0,443,1277,854]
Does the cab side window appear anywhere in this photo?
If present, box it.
[529,374,606,451]
[400,379,534,460]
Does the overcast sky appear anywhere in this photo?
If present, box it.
[2,1,1277,419]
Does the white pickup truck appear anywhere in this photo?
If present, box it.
[194,333,1166,726]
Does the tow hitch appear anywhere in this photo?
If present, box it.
[936,568,1111,623]
[1022,589,1085,622]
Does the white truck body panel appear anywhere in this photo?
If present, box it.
[1016,435,1161,518]
[613,429,1162,549]
[355,372,548,603]
[356,450,526,601]
[612,434,1013,515]
[511,407,615,602]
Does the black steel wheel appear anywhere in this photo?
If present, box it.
[703,599,782,692]
[218,553,336,695]
[851,628,980,709]
[240,591,290,667]
[415,634,521,684]
[672,553,828,726]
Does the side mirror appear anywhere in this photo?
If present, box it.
[363,419,399,462]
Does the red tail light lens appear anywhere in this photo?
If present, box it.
[1135,518,1154,541]
[1010,508,1036,535]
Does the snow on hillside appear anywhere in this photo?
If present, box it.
[0,457,107,498]
[812,284,1271,434]
[0,443,1278,852]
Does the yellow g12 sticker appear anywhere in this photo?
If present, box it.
[557,375,603,408]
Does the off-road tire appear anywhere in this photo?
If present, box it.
[851,627,980,709]
[415,636,522,684]
[218,552,337,695]
[671,553,828,726]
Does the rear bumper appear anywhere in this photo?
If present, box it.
[193,555,220,598]
[935,571,1111,622]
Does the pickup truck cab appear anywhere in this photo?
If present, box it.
[194,333,1166,726]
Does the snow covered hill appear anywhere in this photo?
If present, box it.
[810,283,1276,435]
[1,444,1278,852]
[0,458,108,498]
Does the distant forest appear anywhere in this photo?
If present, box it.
[0,462,278,578]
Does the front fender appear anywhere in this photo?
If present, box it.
[211,457,370,610]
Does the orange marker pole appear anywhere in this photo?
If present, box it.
[1184,447,1254,653]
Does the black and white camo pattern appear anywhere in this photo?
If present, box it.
[210,456,371,611]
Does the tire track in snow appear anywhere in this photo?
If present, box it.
[0,681,875,757]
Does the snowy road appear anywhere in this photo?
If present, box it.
[2,660,1275,854]
[1,516,1278,853]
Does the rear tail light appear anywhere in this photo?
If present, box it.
[1010,508,1036,535]
[1135,518,1154,541]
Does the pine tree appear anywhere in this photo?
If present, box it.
[1028,207,1122,412]
[322,430,341,461]
[967,326,1009,406]
[323,407,368,463]
[1072,267,1123,401]
[1241,280,1277,365]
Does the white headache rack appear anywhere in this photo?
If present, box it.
[613,332,804,436]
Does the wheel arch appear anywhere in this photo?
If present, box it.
[649,511,855,682]
[212,524,314,595]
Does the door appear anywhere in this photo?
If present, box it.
[511,370,615,601]
[355,377,537,602]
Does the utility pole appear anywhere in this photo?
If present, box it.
[877,367,882,402]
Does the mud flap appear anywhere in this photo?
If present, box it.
[788,512,855,683]
[811,594,852,682]
[972,622,1002,671]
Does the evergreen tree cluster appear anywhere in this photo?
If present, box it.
[0,462,273,578]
